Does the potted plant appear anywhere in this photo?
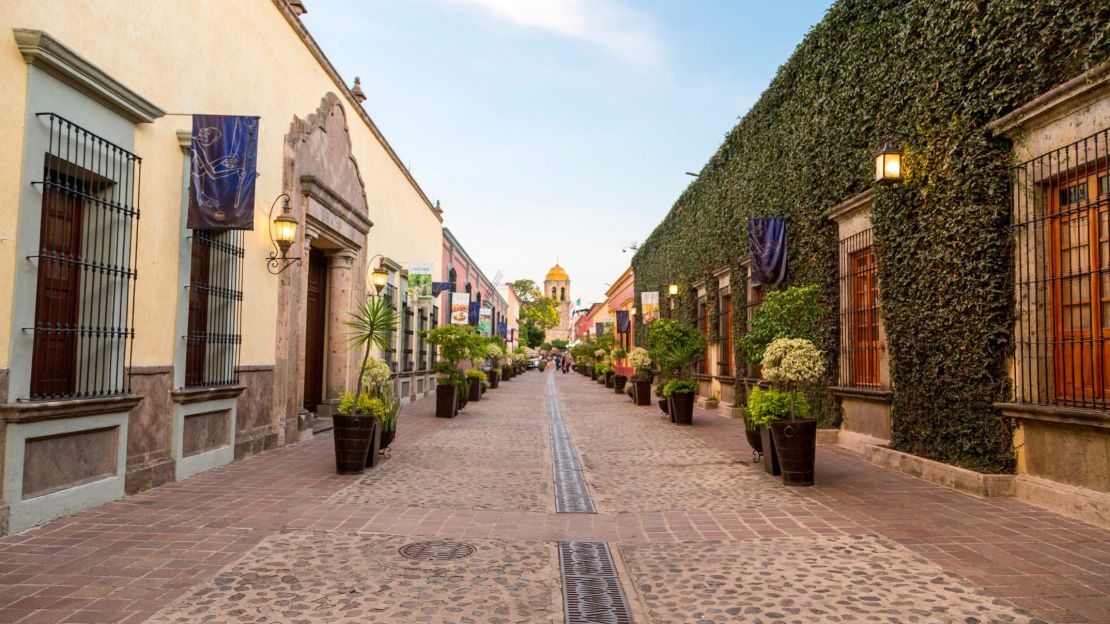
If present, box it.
[746,385,809,476]
[611,347,627,393]
[740,380,763,460]
[466,368,485,401]
[335,295,397,474]
[358,357,398,457]
[424,325,478,419]
[650,320,706,426]
[628,347,653,406]
[538,360,547,372]
[487,343,503,388]
[762,338,824,486]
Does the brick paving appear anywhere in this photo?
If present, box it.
[0,371,1107,622]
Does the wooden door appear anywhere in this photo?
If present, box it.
[1050,170,1110,404]
[303,248,328,412]
[850,247,880,387]
[30,178,84,398]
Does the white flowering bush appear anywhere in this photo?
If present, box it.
[761,338,825,384]
[595,348,607,360]
[361,357,392,386]
[628,347,652,372]
[486,343,503,359]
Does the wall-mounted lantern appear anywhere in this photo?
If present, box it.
[267,194,301,275]
[366,254,390,295]
[874,140,903,185]
[668,283,679,296]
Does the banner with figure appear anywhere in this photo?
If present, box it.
[641,291,660,324]
[407,262,433,298]
[616,310,630,333]
[748,217,788,285]
[479,306,493,336]
[450,292,470,325]
[188,115,259,230]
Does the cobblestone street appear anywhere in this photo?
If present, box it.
[2,370,1110,623]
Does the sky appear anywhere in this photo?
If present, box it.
[302,0,833,307]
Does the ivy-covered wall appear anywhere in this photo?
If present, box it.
[631,0,1110,473]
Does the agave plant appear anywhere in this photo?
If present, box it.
[345,295,399,417]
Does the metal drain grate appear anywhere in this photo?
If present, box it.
[547,375,598,514]
[398,540,477,561]
[559,541,633,624]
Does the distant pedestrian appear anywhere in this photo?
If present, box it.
[562,358,570,374]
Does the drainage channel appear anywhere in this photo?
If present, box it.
[547,374,595,513]
[547,375,635,624]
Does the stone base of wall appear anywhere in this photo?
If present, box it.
[1015,474,1110,529]
[235,430,279,461]
[124,458,175,495]
[864,445,1016,497]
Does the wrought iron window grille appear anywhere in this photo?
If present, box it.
[184,230,244,388]
[25,113,141,401]
[1011,126,1110,409]
[838,228,882,388]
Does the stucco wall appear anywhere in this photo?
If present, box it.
[0,0,442,374]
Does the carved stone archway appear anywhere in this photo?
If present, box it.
[274,93,373,445]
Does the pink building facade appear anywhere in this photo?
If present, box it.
[440,228,509,340]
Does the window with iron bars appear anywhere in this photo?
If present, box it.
[185,230,244,387]
[383,283,398,372]
[838,228,882,388]
[1012,126,1110,409]
[716,285,733,377]
[417,306,428,371]
[429,305,439,365]
[696,294,708,374]
[402,290,415,372]
[28,113,140,400]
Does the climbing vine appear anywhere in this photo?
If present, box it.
[632,0,1110,472]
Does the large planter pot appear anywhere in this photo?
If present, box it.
[745,428,763,455]
[658,397,669,414]
[333,413,374,474]
[457,387,468,412]
[634,380,652,405]
[468,377,482,402]
[770,419,817,486]
[605,371,614,386]
[760,427,781,476]
[436,384,457,419]
[670,391,695,425]
[490,370,500,389]
[590,368,598,381]
[613,375,627,393]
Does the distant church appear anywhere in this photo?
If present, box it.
[544,262,572,343]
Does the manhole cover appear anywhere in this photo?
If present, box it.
[399,540,477,561]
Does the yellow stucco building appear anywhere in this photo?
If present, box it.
[0,0,445,534]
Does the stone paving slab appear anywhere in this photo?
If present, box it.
[620,534,1044,624]
[147,530,561,624]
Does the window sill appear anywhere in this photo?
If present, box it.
[172,385,245,405]
[830,386,893,403]
[995,402,1110,432]
[0,394,144,424]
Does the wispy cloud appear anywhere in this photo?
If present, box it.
[445,0,663,68]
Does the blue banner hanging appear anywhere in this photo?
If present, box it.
[596,322,605,337]
[188,115,259,230]
[748,217,788,285]
[616,310,630,333]
[468,301,480,326]
[431,281,453,297]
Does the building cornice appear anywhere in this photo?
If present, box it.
[12,28,165,123]
[269,1,442,223]
[825,188,873,223]
[988,60,1110,138]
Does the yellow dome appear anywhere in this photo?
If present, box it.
[546,264,568,281]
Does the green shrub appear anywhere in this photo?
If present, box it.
[662,378,698,396]
[745,387,809,429]
[740,286,823,366]
[337,392,387,420]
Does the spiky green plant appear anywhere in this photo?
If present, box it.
[346,295,399,417]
